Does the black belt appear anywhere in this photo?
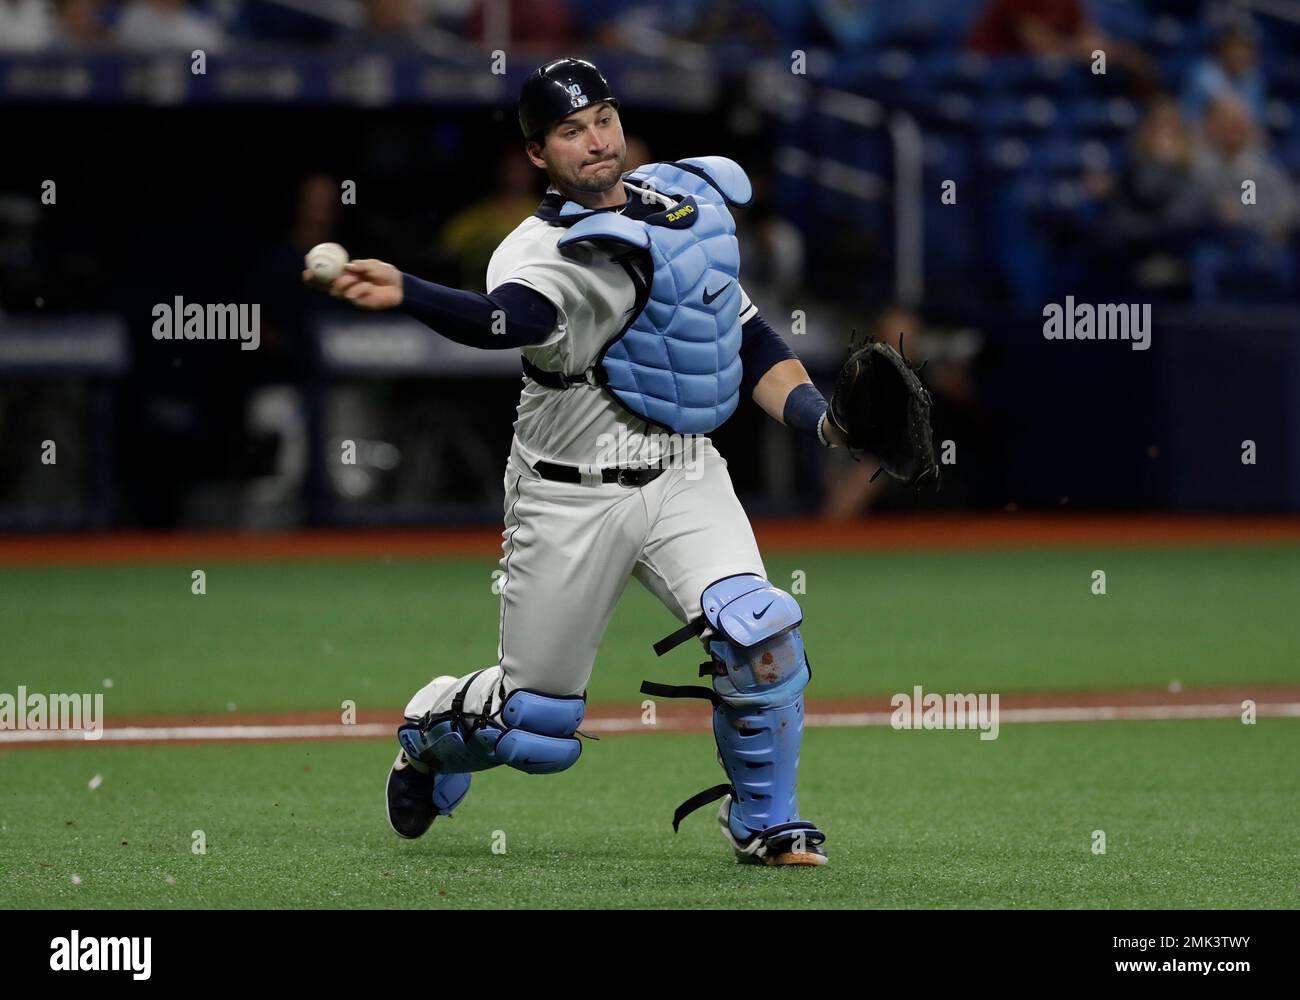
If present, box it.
[523,356,603,389]
[533,460,666,488]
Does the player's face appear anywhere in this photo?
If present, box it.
[529,103,626,194]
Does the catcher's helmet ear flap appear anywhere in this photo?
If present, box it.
[518,57,619,141]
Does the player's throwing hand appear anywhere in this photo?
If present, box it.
[301,259,404,310]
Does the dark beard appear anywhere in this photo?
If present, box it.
[563,156,623,193]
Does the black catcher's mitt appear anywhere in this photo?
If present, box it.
[827,333,940,488]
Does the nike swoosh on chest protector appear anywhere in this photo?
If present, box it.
[703,282,731,305]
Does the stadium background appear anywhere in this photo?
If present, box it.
[2,0,1298,528]
[1,0,1298,911]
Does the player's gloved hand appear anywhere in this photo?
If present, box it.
[300,259,404,310]
[827,333,940,488]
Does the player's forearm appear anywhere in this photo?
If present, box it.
[739,312,796,396]
[752,358,811,418]
[754,360,848,448]
[399,274,557,349]
[742,313,842,446]
[755,359,822,428]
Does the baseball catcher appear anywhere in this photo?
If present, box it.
[308,57,937,866]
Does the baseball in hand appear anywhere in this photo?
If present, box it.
[305,243,349,285]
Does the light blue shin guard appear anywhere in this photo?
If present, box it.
[398,671,586,780]
[644,574,826,855]
[707,647,808,839]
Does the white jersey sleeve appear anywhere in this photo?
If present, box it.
[487,227,596,351]
[737,283,758,325]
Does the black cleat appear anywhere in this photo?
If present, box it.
[386,750,437,840]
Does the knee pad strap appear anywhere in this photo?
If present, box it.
[399,671,585,777]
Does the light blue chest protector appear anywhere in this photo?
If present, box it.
[539,156,752,435]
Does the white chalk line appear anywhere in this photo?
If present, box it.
[1,702,1297,745]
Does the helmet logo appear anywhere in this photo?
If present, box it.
[566,83,589,109]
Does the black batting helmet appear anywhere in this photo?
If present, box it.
[518,57,619,141]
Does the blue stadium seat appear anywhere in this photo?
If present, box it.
[862,0,981,52]
[1190,239,1297,303]
[979,135,1034,177]
[831,49,920,104]
[1038,139,1110,178]
[1269,59,1300,103]
[917,49,992,92]
[1067,96,1139,136]
[1089,0,1154,40]
[1277,129,1300,176]
[983,95,1061,136]
[983,56,1079,98]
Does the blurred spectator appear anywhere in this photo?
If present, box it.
[466,0,574,50]
[1101,97,1204,290]
[1186,95,1298,300]
[236,171,360,527]
[438,136,651,291]
[598,0,776,53]
[50,0,111,49]
[289,172,345,274]
[363,0,424,36]
[1193,96,1297,242]
[0,194,43,313]
[333,0,452,53]
[116,0,226,51]
[967,0,1155,94]
[809,0,881,53]
[437,149,543,290]
[0,0,53,50]
[694,0,778,50]
[1181,22,1266,126]
[249,171,349,368]
[968,0,1104,57]
[593,0,694,48]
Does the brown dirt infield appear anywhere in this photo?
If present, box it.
[4,685,1296,749]
[1,514,1299,567]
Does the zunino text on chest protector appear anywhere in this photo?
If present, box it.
[547,156,752,435]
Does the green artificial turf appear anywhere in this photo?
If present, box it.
[2,719,1296,909]
[0,545,1297,715]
